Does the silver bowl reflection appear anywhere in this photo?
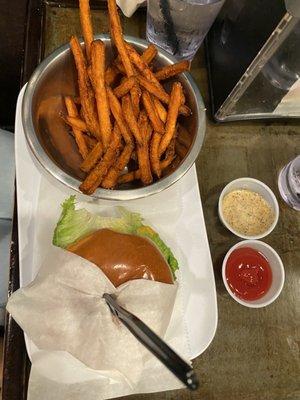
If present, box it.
[22,34,206,200]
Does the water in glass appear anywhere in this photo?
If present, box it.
[146,0,225,60]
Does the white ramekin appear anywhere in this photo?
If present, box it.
[218,177,279,240]
[222,240,285,308]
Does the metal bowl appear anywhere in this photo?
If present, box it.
[22,34,206,200]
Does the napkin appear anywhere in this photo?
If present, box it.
[7,245,190,400]
[117,0,145,17]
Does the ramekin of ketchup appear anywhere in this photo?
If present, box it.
[222,240,285,308]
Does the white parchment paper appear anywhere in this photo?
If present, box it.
[117,0,145,17]
[7,246,190,400]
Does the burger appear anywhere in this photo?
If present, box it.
[53,196,178,286]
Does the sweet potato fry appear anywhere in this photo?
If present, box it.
[87,65,93,86]
[114,55,136,75]
[127,42,182,123]
[102,142,134,188]
[138,109,151,140]
[84,135,97,150]
[136,75,191,116]
[142,44,157,65]
[118,170,140,184]
[118,143,174,185]
[107,0,141,115]
[64,96,89,159]
[125,43,160,85]
[80,130,121,194]
[150,132,162,178]
[131,150,137,162]
[80,106,85,121]
[177,124,192,148]
[113,56,127,74]
[153,98,167,123]
[118,149,174,185]
[79,0,94,61]
[137,74,168,101]
[170,155,181,169]
[175,141,188,159]
[104,23,147,117]
[114,76,136,98]
[80,142,104,173]
[165,137,176,159]
[159,82,183,156]
[126,43,183,122]
[120,140,171,185]
[121,95,143,145]
[161,157,179,178]
[137,109,148,132]
[142,91,164,134]
[130,84,141,118]
[106,4,144,116]
[155,60,190,80]
[161,152,175,170]
[65,115,88,132]
[70,36,100,139]
[113,59,140,116]
[137,113,153,185]
[107,0,134,78]
[146,123,153,142]
[105,65,120,86]
[158,138,176,175]
[107,87,133,145]
[115,44,157,75]
[112,57,141,117]
[91,40,111,149]
[73,96,81,105]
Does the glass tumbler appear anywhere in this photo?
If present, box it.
[146,0,225,60]
[278,155,300,211]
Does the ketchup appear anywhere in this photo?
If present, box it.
[225,247,272,301]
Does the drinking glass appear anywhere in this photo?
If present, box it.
[278,155,300,211]
[146,0,225,60]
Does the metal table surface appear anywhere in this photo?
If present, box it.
[3,2,300,399]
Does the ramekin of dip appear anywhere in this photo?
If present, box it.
[218,178,279,240]
[222,240,285,308]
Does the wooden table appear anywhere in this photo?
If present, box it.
[3,2,300,399]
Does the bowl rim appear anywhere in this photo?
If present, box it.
[22,34,206,201]
[221,239,285,308]
[218,177,279,240]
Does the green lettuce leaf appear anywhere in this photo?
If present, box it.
[136,225,179,277]
[53,196,179,277]
[52,196,143,248]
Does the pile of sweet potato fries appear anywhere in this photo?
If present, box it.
[63,0,192,195]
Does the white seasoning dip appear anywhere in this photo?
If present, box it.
[222,189,275,236]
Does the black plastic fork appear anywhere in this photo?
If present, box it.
[103,293,199,391]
